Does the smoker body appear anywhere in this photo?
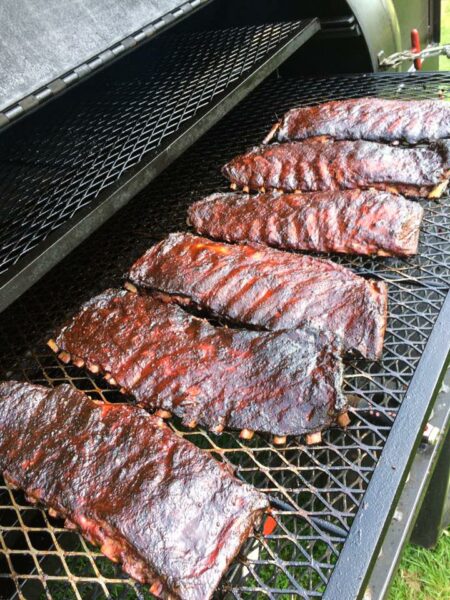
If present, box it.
[0,2,448,599]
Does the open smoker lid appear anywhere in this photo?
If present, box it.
[0,0,208,124]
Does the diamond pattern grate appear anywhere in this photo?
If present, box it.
[0,72,449,599]
[0,20,315,279]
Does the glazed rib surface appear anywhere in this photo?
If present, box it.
[128,233,388,359]
[222,140,450,198]
[0,381,268,600]
[54,289,346,437]
[188,190,424,257]
[275,98,450,144]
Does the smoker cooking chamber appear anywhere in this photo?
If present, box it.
[0,69,449,599]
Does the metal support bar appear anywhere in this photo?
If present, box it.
[363,368,450,599]
[411,427,450,547]
[324,293,450,600]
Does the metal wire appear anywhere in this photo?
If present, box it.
[0,0,211,125]
[0,20,309,278]
[0,72,449,599]
[378,44,450,69]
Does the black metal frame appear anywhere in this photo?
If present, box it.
[324,295,450,600]
[411,427,450,548]
[0,18,319,314]
[365,368,450,599]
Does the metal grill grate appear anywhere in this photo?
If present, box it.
[0,19,317,288]
[0,72,449,599]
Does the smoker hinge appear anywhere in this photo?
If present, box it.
[378,43,450,69]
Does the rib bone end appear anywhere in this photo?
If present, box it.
[155,409,172,420]
[337,412,351,428]
[124,281,138,294]
[429,178,449,199]
[47,339,59,353]
[58,351,71,364]
[150,581,164,597]
[306,432,322,445]
[273,435,287,446]
[239,428,254,440]
[262,121,280,144]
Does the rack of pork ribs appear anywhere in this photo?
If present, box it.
[49,288,348,446]
[222,138,450,199]
[0,381,269,600]
[268,97,450,145]
[187,190,424,257]
[220,98,450,199]
[126,232,388,361]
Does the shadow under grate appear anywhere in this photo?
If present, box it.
[0,72,449,599]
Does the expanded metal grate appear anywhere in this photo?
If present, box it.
[0,72,449,599]
[0,0,212,125]
[0,19,317,283]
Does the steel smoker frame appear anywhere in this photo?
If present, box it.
[0,2,449,598]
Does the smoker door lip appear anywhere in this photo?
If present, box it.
[324,291,450,600]
[0,0,213,129]
[0,18,320,314]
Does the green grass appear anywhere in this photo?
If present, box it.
[389,529,450,600]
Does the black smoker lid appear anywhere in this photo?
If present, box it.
[0,0,209,125]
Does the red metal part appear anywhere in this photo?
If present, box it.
[411,29,422,71]
[263,515,277,536]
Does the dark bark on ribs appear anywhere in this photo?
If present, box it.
[188,190,424,257]
[0,381,268,600]
[222,139,450,198]
[54,289,346,437]
[273,98,450,145]
[127,233,388,359]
